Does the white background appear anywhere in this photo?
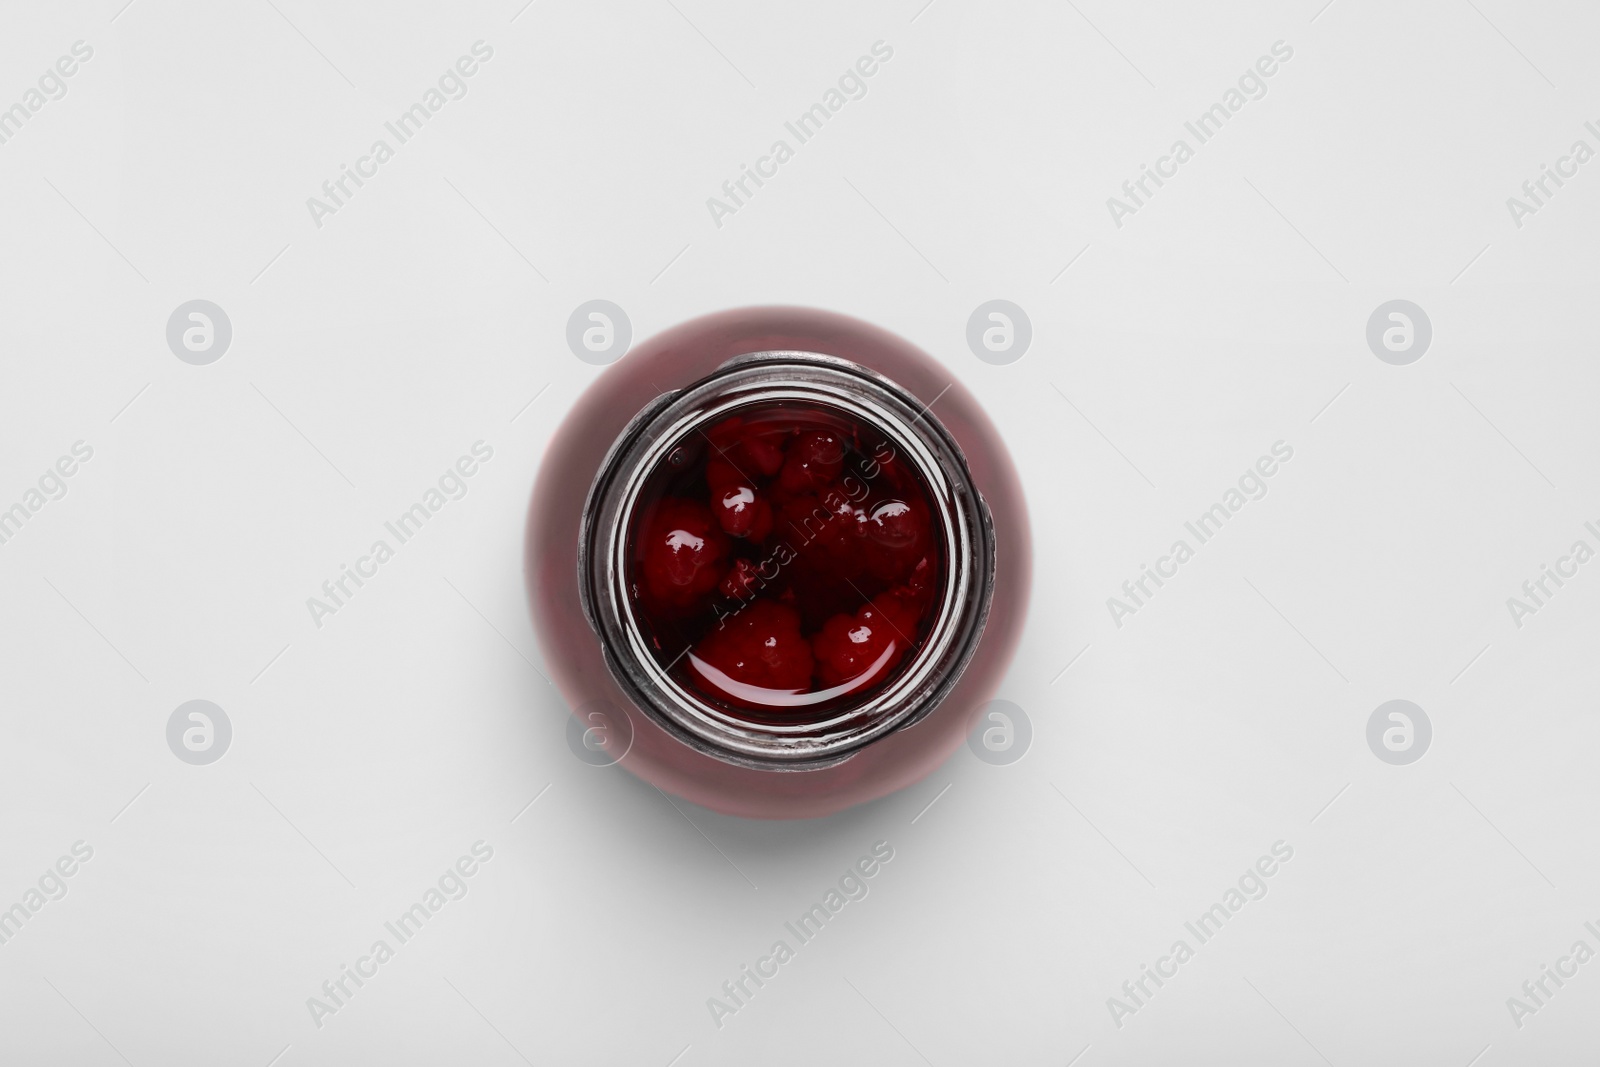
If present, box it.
[2,1,1598,1064]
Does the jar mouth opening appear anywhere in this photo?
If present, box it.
[619,391,950,734]
[580,352,995,769]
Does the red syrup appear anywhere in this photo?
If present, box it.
[627,401,945,723]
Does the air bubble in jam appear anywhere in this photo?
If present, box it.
[627,400,945,724]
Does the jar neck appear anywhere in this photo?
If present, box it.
[579,352,995,770]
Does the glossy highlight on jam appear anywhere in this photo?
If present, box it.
[626,400,945,722]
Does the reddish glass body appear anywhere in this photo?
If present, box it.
[526,308,1030,819]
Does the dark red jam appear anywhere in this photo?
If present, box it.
[626,400,945,722]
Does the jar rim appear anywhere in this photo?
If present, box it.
[578,352,995,770]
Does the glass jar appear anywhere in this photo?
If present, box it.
[527,308,1029,818]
